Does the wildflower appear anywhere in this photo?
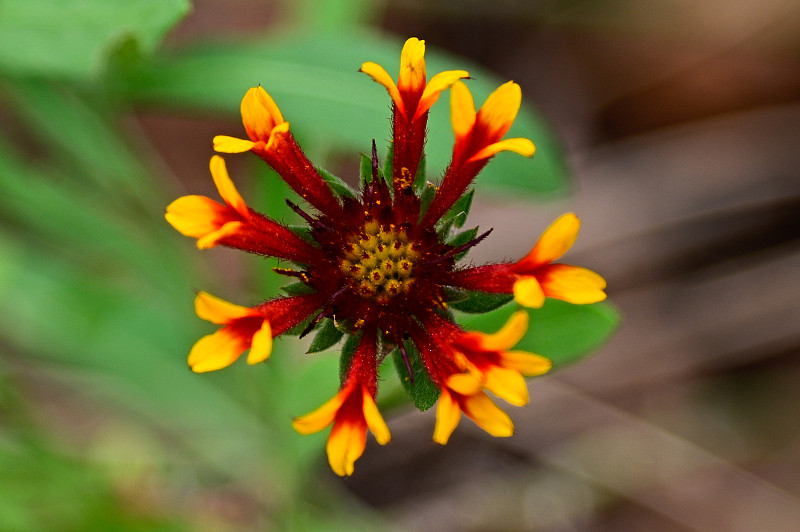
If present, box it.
[166,37,607,476]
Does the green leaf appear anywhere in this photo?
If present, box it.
[307,319,345,353]
[418,182,437,220]
[0,0,190,79]
[450,291,513,314]
[392,340,440,411]
[317,166,356,199]
[457,300,619,368]
[115,31,569,197]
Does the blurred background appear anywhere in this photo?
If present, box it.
[1,0,799,530]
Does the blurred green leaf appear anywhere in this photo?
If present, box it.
[114,31,569,197]
[458,300,620,367]
[0,0,190,79]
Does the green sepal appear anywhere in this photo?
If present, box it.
[392,339,440,411]
[383,142,394,188]
[339,331,363,383]
[307,318,344,353]
[288,225,316,246]
[418,182,436,221]
[449,291,513,314]
[414,153,427,191]
[436,189,474,235]
[359,151,381,187]
[447,226,479,260]
[317,166,356,199]
[442,286,469,304]
[281,281,316,296]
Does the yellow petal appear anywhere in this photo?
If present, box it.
[541,265,607,304]
[213,135,255,153]
[449,81,476,142]
[264,121,290,151]
[292,387,350,435]
[513,277,545,308]
[500,350,552,376]
[165,195,226,238]
[476,310,529,352]
[477,81,521,140]
[241,86,282,141]
[326,418,367,477]
[188,328,247,373]
[360,61,403,113]
[433,390,461,445]
[196,220,245,250]
[415,69,469,120]
[467,137,535,163]
[521,213,580,268]
[446,372,482,396]
[398,37,426,95]
[362,390,391,445]
[483,366,529,407]
[247,320,273,364]
[463,392,514,437]
[209,155,248,218]
[194,291,254,324]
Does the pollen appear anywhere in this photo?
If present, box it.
[340,221,418,301]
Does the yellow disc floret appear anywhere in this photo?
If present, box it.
[341,222,418,301]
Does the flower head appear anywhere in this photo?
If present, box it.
[167,37,607,476]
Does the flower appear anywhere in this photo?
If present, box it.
[292,329,390,476]
[451,213,607,308]
[167,37,607,476]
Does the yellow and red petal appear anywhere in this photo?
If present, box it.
[213,135,255,153]
[196,220,246,250]
[518,213,580,269]
[247,319,273,364]
[326,417,367,477]
[474,310,529,352]
[209,155,248,219]
[241,86,284,142]
[513,276,546,308]
[194,291,255,324]
[264,121,290,151]
[500,350,552,376]
[462,392,514,437]
[188,327,249,373]
[292,385,352,435]
[415,69,469,121]
[482,365,529,407]
[476,81,522,141]
[538,264,607,304]
[361,389,391,445]
[165,195,229,238]
[433,390,461,445]
[360,61,403,114]
[397,37,426,96]
[467,137,535,163]
[449,80,476,142]
[446,372,482,396]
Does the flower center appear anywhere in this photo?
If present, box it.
[340,220,418,301]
